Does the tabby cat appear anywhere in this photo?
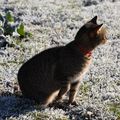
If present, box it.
[18,16,107,107]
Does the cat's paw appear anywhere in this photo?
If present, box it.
[40,105,47,110]
[35,104,47,110]
[68,101,79,106]
[55,96,63,102]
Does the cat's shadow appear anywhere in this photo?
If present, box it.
[0,92,75,119]
[0,92,36,119]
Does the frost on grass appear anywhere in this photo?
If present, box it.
[0,0,120,120]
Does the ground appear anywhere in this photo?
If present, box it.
[0,0,120,120]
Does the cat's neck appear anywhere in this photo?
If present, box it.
[78,45,92,57]
[67,41,93,57]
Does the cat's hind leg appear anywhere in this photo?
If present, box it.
[37,90,59,108]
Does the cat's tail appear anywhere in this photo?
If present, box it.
[13,84,23,97]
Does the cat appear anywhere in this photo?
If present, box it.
[17,16,107,107]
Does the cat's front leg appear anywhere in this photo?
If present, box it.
[56,81,70,102]
[68,81,80,105]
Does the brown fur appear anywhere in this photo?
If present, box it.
[17,16,107,107]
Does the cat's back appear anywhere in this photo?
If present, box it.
[18,46,63,81]
[17,46,64,101]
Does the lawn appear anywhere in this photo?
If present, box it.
[0,0,120,119]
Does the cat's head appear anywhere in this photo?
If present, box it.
[75,16,107,50]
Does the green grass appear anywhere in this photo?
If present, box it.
[79,82,91,95]
[32,112,69,120]
[108,103,120,119]
[32,112,49,120]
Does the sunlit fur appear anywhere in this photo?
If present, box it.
[97,27,107,44]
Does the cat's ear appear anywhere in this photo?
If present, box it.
[89,24,103,38]
[94,24,103,32]
[89,16,97,24]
